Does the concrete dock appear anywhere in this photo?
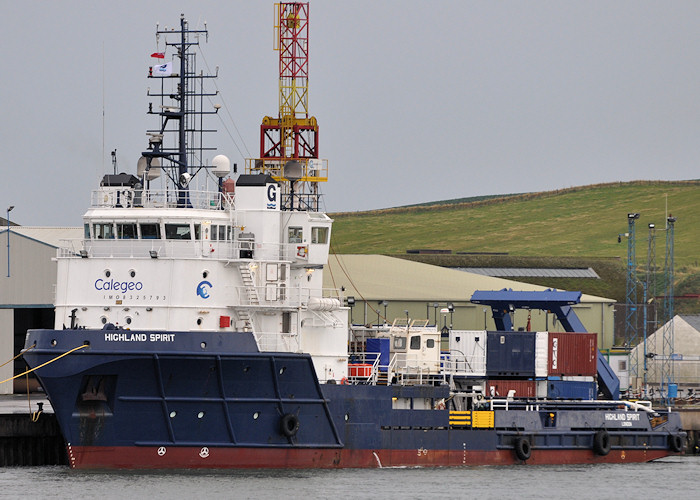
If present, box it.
[0,395,66,466]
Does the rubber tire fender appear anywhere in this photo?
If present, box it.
[593,429,611,456]
[669,434,683,453]
[514,436,531,461]
[281,413,300,438]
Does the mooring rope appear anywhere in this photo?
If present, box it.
[0,344,88,385]
[0,344,34,369]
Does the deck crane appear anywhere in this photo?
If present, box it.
[246,2,326,211]
[471,288,621,400]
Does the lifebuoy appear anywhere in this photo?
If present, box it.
[593,429,611,456]
[668,434,683,453]
[340,377,348,385]
[280,413,300,438]
[514,436,531,461]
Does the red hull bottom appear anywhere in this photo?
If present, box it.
[67,444,674,469]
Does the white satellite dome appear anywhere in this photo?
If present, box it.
[212,154,231,178]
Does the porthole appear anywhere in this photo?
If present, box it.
[129,269,136,278]
[197,317,203,326]
[104,269,111,278]
[169,411,177,418]
[243,366,250,373]
[125,317,132,325]
[200,342,207,349]
[101,316,107,325]
[253,412,259,420]
[50,339,57,346]
[202,270,209,279]
[279,366,286,375]
[197,411,205,419]
[344,413,350,421]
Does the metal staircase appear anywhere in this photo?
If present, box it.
[237,264,260,332]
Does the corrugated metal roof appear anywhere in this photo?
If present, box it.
[0,227,83,248]
[681,314,700,332]
[459,267,600,278]
[324,255,613,303]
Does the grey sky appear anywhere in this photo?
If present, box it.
[2,1,699,226]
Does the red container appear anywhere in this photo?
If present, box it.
[548,332,597,376]
[487,379,536,398]
[349,364,372,377]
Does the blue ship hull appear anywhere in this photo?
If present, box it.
[23,329,685,468]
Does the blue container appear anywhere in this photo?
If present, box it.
[486,331,535,377]
[547,380,596,400]
[366,338,390,372]
[668,383,678,398]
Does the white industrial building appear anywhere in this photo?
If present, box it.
[0,226,82,394]
[629,315,700,395]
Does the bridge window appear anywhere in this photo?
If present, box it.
[194,224,201,240]
[94,223,114,239]
[311,226,328,244]
[117,223,137,239]
[84,224,90,239]
[165,224,192,240]
[140,223,161,239]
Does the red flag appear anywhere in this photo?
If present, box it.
[150,52,165,59]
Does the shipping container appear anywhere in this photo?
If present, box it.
[486,331,535,377]
[366,338,390,371]
[448,330,487,376]
[547,380,597,400]
[487,379,536,399]
[563,375,595,382]
[348,364,372,377]
[535,331,548,377]
[548,332,597,376]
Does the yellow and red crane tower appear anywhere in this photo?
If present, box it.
[247,2,327,211]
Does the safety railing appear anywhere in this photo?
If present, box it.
[90,188,234,210]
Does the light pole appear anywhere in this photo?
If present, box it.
[6,206,14,278]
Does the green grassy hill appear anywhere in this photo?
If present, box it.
[330,181,700,304]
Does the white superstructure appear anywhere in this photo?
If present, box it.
[54,173,348,383]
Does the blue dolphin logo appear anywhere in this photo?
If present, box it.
[197,280,213,299]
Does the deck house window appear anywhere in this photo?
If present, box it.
[311,226,328,244]
[288,227,303,243]
[410,335,421,350]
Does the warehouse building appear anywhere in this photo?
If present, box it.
[323,254,615,346]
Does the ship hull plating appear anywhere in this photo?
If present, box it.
[24,329,683,469]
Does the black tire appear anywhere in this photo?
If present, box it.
[514,436,531,461]
[593,430,611,456]
[669,434,683,453]
[280,413,300,438]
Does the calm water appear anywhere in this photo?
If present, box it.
[1,456,697,499]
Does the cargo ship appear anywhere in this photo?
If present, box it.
[22,6,685,469]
